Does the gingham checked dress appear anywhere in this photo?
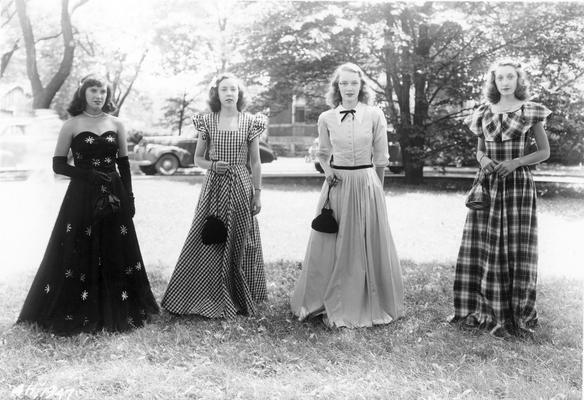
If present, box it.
[453,101,551,331]
[161,112,267,318]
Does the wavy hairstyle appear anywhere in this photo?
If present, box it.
[208,73,247,112]
[67,75,116,116]
[325,62,372,108]
[483,58,530,104]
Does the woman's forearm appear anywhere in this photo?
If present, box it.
[251,161,262,190]
[375,166,385,183]
[515,149,550,167]
[195,156,213,170]
[317,153,333,176]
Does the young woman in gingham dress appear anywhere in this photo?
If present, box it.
[452,59,551,338]
[161,74,267,319]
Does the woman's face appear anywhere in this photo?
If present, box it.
[337,70,361,103]
[218,78,239,108]
[494,65,518,97]
[84,85,107,110]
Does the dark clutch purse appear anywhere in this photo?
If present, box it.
[201,171,227,245]
[311,183,338,233]
[94,193,121,220]
[465,169,490,210]
[202,215,227,245]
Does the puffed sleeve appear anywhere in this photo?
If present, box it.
[248,113,267,142]
[464,104,489,137]
[372,107,389,168]
[524,102,552,126]
[315,112,332,159]
[192,114,209,141]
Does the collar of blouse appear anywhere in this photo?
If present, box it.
[335,102,365,125]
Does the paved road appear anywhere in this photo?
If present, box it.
[261,157,584,185]
[2,157,584,185]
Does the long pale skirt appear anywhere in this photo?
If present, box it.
[290,168,404,328]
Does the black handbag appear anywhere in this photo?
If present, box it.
[311,183,338,233]
[202,215,227,245]
[465,169,490,210]
[201,172,227,245]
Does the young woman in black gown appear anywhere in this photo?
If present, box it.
[17,75,159,335]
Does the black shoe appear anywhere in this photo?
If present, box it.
[462,315,481,329]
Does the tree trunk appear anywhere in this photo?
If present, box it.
[405,15,433,184]
[177,91,186,135]
[16,0,75,109]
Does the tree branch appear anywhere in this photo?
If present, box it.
[71,0,90,15]
[116,49,148,114]
[1,1,16,29]
[424,106,477,127]
[35,32,62,43]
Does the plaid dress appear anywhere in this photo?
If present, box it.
[161,112,267,318]
[453,101,551,331]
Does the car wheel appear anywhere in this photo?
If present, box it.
[139,165,157,175]
[155,154,180,175]
[389,166,404,174]
[315,162,324,173]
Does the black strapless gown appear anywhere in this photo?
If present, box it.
[18,131,159,335]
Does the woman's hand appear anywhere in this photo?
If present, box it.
[251,191,261,215]
[494,159,521,178]
[479,156,498,175]
[213,161,229,175]
[325,171,342,186]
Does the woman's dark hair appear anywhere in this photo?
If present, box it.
[325,62,372,108]
[208,73,247,112]
[67,75,116,116]
[483,59,530,104]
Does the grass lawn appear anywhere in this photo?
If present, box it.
[0,174,582,399]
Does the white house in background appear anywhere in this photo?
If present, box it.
[0,82,62,170]
[0,82,32,118]
[268,95,318,156]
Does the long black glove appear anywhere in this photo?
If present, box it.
[53,156,111,185]
[116,156,135,218]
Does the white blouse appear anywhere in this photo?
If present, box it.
[316,102,389,168]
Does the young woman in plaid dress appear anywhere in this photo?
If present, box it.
[452,59,551,338]
[161,74,267,318]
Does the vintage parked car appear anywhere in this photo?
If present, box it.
[306,130,404,174]
[132,133,277,175]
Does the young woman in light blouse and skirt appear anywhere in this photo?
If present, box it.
[291,63,404,328]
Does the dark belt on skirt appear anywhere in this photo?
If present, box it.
[331,164,373,170]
